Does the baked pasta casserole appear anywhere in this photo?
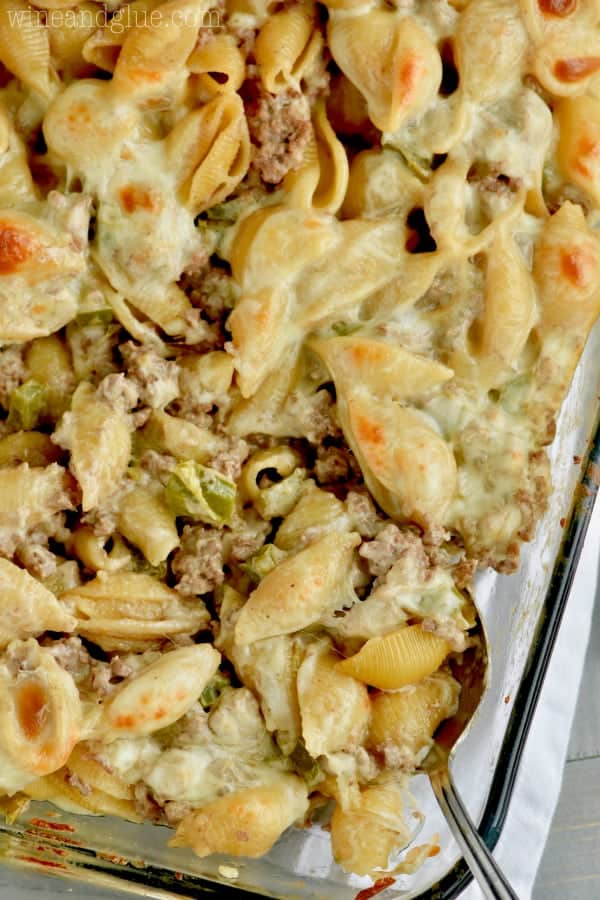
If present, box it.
[0,0,599,884]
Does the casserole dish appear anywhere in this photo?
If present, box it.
[1,320,598,900]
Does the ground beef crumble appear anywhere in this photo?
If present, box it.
[180,267,236,324]
[346,490,381,538]
[133,782,166,824]
[452,556,477,590]
[139,450,177,479]
[0,346,25,410]
[244,81,312,184]
[359,524,428,580]
[421,617,468,652]
[96,373,139,414]
[16,543,58,580]
[467,161,522,196]
[226,513,270,562]
[172,525,225,595]
[90,655,134,698]
[314,442,360,485]
[209,435,249,481]
[82,481,133,538]
[44,637,102,692]
[120,342,180,410]
[177,266,234,354]
[287,389,339,444]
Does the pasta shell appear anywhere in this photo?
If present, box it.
[342,392,457,525]
[336,625,451,689]
[44,79,137,171]
[227,354,304,438]
[65,742,133,801]
[0,639,82,789]
[83,0,165,73]
[240,445,301,503]
[455,0,528,102]
[58,382,131,512]
[367,671,461,758]
[0,559,76,648]
[62,571,210,652]
[533,200,600,336]
[48,2,98,79]
[228,286,295,399]
[297,641,370,756]
[330,782,411,877]
[118,487,179,567]
[295,216,409,329]
[187,33,246,95]
[255,3,315,93]
[311,335,453,401]
[342,147,424,219]
[170,775,308,858]
[112,0,203,97]
[72,527,131,573]
[234,532,360,644]
[275,484,350,550]
[166,94,250,213]
[98,644,221,739]
[25,770,142,822]
[227,629,304,754]
[0,0,57,97]
[140,409,224,463]
[473,231,537,376]
[0,209,84,281]
[124,284,192,338]
[531,29,600,98]
[0,432,61,468]
[556,94,600,206]
[328,12,441,132]
[284,99,349,214]
[0,464,72,554]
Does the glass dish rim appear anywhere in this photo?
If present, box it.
[1,407,599,900]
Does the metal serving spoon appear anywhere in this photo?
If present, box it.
[417,630,519,900]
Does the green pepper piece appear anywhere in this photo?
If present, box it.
[130,553,168,580]
[240,543,287,582]
[289,739,323,790]
[205,197,248,223]
[7,380,48,430]
[331,321,361,337]
[200,672,231,709]
[165,460,236,526]
[75,308,115,327]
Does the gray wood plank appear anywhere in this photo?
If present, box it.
[533,757,600,900]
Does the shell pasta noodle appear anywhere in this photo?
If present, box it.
[0,0,598,889]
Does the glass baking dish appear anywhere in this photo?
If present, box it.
[1,321,599,900]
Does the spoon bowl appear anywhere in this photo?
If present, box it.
[416,620,519,900]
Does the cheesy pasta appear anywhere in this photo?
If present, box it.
[0,0,598,887]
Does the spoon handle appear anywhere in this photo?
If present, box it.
[430,768,518,900]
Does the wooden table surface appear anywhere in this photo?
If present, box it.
[2,593,599,900]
